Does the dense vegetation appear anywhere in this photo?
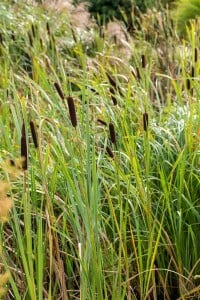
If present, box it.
[0,0,200,299]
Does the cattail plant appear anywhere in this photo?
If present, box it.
[54,82,65,100]
[186,78,191,90]
[106,72,123,97]
[28,31,33,47]
[46,22,51,36]
[30,120,38,148]
[97,119,107,126]
[143,112,149,132]
[106,146,114,158]
[109,123,117,145]
[109,87,118,105]
[67,96,77,127]
[141,54,146,68]
[194,48,198,63]
[0,33,3,45]
[21,122,28,170]
[191,66,195,78]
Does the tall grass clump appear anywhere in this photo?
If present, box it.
[0,0,200,299]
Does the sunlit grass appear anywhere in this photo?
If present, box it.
[0,1,200,299]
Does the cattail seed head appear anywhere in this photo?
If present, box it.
[143,113,149,132]
[21,122,27,170]
[106,72,117,88]
[46,22,51,36]
[22,122,26,137]
[31,24,36,38]
[30,121,38,148]
[106,146,114,158]
[191,66,195,78]
[195,48,198,63]
[109,87,118,105]
[0,33,3,44]
[67,96,77,127]
[136,67,141,81]
[141,54,146,68]
[21,138,28,170]
[109,123,116,144]
[97,119,107,126]
[28,31,33,47]
[186,78,191,90]
[54,82,65,100]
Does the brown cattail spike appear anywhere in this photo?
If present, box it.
[110,87,117,105]
[67,96,77,127]
[195,48,198,63]
[30,121,38,148]
[21,123,28,170]
[54,82,65,100]
[136,67,141,81]
[106,146,114,158]
[186,78,191,90]
[28,31,33,47]
[106,72,123,96]
[31,24,36,38]
[46,22,51,36]
[109,123,116,144]
[141,54,146,68]
[191,66,195,78]
[9,159,15,166]
[0,33,3,44]
[97,119,107,126]
[143,113,149,132]
[22,122,26,138]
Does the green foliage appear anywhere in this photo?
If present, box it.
[0,1,200,299]
[174,0,200,33]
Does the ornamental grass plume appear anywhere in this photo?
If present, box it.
[0,182,13,222]
[0,182,12,297]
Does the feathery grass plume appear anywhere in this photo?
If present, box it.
[143,112,149,131]
[67,96,77,127]
[141,54,146,68]
[1,158,24,178]
[106,146,114,158]
[21,123,28,170]
[0,271,10,298]
[54,82,65,100]
[109,87,118,105]
[30,120,38,148]
[194,48,198,62]
[97,119,107,126]
[186,78,191,90]
[0,182,13,222]
[109,123,116,144]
